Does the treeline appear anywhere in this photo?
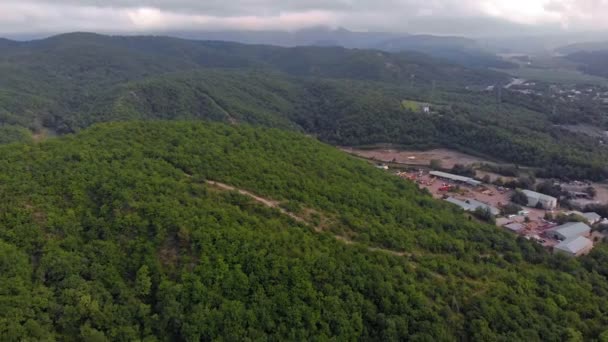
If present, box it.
[0,121,608,340]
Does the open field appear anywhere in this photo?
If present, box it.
[342,147,492,169]
[401,99,430,112]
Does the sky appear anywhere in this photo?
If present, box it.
[1,0,607,37]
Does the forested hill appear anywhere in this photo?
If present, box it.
[565,50,608,78]
[1,32,607,180]
[2,121,608,340]
[1,32,505,88]
[0,38,17,48]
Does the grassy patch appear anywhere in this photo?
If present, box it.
[401,99,430,112]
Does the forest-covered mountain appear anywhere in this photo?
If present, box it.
[2,121,608,340]
[160,27,514,68]
[372,35,515,69]
[564,50,608,78]
[1,33,607,180]
[0,32,504,87]
[0,32,504,129]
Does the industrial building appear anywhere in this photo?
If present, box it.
[521,189,557,209]
[582,212,602,225]
[445,197,500,216]
[546,222,591,241]
[429,171,481,187]
[566,211,602,225]
[554,236,594,257]
[504,222,524,233]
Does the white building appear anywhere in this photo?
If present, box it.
[547,222,591,241]
[521,190,557,209]
[554,236,594,257]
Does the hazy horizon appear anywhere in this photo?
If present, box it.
[2,0,608,38]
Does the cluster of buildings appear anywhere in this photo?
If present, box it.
[401,168,606,258]
[429,171,604,258]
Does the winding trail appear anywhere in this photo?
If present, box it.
[205,180,411,257]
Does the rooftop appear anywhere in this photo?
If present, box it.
[582,212,601,222]
[554,236,593,254]
[548,222,591,240]
[496,217,511,227]
[504,223,524,232]
[521,189,557,202]
[445,197,499,216]
[429,171,481,186]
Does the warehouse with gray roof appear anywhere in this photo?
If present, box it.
[547,222,591,241]
[445,197,500,216]
[521,189,558,209]
[429,171,481,186]
[554,236,594,257]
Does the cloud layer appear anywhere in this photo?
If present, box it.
[1,0,607,36]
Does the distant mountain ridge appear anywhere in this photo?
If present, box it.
[557,41,608,54]
[373,35,515,69]
[0,32,506,97]
[137,27,514,69]
[0,38,18,47]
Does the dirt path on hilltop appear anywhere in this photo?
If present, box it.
[205,180,412,257]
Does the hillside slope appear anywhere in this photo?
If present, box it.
[0,32,504,129]
[93,71,608,180]
[1,121,608,340]
[0,33,607,180]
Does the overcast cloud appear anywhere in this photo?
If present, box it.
[1,0,607,37]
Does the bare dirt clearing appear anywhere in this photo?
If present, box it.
[342,147,493,169]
